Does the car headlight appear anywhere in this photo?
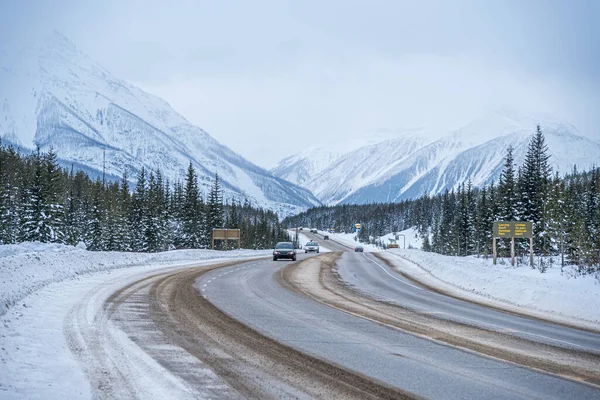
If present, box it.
[290,251,295,255]
[274,251,279,254]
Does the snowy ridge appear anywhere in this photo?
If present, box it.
[0,32,320,216]
[276,110,600,205]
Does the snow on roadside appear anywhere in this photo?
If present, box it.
[0,242,271,399]
[315,227,422,253]
[379,249,600,328]
[0,241,271,316]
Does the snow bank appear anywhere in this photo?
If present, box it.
[380,249,600,328]
[321,227,422,252]
[0,242,271,316]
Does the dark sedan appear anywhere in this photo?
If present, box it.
[273,242,297,261]
[354,246,364,252]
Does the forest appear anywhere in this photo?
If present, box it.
[284,127,600,274]
[0,143,290,252]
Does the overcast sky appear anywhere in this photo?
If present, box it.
[1,0,599,168]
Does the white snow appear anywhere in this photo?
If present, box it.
[0,242,270,399]
[320,227,422,252]
[378,249,600,329]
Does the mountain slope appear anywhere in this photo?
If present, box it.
[343,125,600,204]
[0,32,320,215]
[276,110,599,205]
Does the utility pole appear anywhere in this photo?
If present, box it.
[102,147,106,187]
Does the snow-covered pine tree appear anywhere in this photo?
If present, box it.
[182,162,201,248]
[131,167,148,251]
[19,149,45,242]
[207,173,224,233]
[41,149,65,243]
[86,179,106,251]
[498,145,517,221]
[170,180,185,248]
[520,125,552,254]
[115,170,132,251]
[144,171,161,252]
[227,198,240,229]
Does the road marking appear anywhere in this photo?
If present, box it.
[361,253,424,291]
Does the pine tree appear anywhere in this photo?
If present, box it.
[87,179,106,251]
[498,145,517,221]
[182,162,201,248]
[116,170,132,251]
[20,149,45,242]
[207,173,224,232]
[521,125,552,254]
[131,167,148,251]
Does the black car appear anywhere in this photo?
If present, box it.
[323,235,329,240]
[273,242,296,261]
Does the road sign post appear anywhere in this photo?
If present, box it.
[492,221,533,266]
[212,229,241,250]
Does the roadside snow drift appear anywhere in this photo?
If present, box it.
[0,242,271,399]
[379,249,600,329]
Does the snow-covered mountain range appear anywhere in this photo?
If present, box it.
[273,110,600,205]
[0,32,320,215]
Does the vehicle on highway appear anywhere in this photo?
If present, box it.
[304,241,319,253]
[323,235,329,240]
[354,246,364,252]
[273,242,296,261]
[310,228,317,233]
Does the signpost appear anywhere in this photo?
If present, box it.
[212,228,241,250]
[492,221,533,266]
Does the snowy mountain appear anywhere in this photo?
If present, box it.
[276,110,600,205]
[0,31,320,216]
[271,147,343,186]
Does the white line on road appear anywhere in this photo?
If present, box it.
[361,253,424,292]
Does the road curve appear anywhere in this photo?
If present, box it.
[340,251,600,352]
[200,254,600,399]
[307,232,600,353]
[74,258,409,399]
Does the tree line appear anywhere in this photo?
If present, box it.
[0,143,290,252]
[284,127,600,274]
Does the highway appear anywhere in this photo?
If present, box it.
[306,233,600,354]
[198,252,600,399]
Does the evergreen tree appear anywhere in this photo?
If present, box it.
[207,173,224,231]
[521,125,552,254]
[182,162,201,248]
[87,179,106,251]
[131,167,148,251]
[498,145,517,221]
[41,149,65,243]
[20,149,45,242]
[116,170,132,251]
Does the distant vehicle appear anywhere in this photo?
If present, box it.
[388,243,399,249]
[299,227,303,231]
[354,246,364,252]
[310,229,317,233]
[305,241,320,253]
[323,235,329,240]
[273,242,296,261]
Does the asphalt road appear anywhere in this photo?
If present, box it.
[198,253,600,399]
[307,232,600,353]
[337,251,600,353]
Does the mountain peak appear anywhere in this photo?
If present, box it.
[0,31,320,215]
